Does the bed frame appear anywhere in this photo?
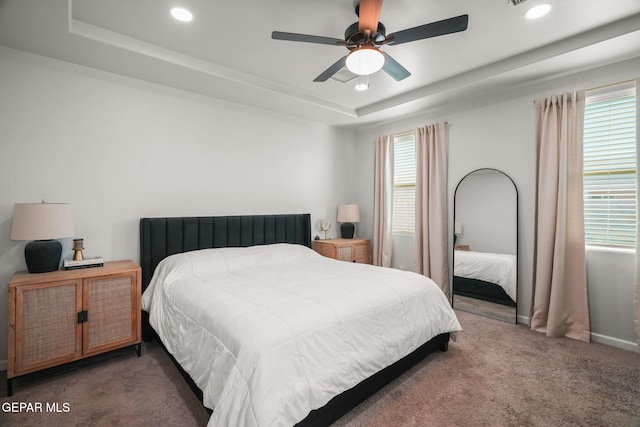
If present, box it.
[453,276,516,307]
[140,213,450,426]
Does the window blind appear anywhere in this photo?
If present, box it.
[392,132,416,235]
[583,81,637,248]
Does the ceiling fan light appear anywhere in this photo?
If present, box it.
[346,47,385,76]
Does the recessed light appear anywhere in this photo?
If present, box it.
[355,76,370,91]
[525,3,552,20]
[170,7,193,22]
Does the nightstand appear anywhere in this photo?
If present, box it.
[312,238,371,264]
[6,260,141,396]
[454,245,470,251]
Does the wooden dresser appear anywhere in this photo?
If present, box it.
[312,238,371,264]
[6,260,141,396]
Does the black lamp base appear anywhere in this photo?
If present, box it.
[25,240,62,273]
[340,222,355,239]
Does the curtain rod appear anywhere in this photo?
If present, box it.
[532,79,635,104]
[586,79,635,92]
[393,122,449,137]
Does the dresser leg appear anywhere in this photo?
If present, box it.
[135,343,142,357]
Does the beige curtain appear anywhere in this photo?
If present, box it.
[531,91,590,343]
[415,123,449,297]
[373,135,393,267]
[635,77,640,347]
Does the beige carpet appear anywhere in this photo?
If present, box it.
[334,311,640,427]
[1,310,639,426]
[0,342,211,427]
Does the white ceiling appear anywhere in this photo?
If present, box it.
[1,0,639,129]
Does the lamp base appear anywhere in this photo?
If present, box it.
[340,222,355,239]
[25,240,62,273]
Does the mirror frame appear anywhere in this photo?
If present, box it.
[452,168,518,324]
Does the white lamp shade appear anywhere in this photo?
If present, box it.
[337,204,360,223]
[345,47,385,76]
[11,203,74,241]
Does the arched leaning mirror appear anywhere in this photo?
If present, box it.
[453,168,517,323]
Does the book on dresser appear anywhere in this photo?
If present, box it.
[63,256,104,269]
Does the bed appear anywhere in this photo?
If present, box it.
[140,214,461,426]
[453,250,516,307]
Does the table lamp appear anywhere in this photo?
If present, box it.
[337,204,360,239]
[10,202,74,273]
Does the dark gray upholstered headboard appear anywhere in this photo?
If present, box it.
[139,213,311,339]
[140,213,311,290]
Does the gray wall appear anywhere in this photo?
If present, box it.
[1,45,638,372]
[0,46,358,366]
[352,58,640,352]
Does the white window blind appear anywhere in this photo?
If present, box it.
[392,132,416,235]
[583,81,637,248]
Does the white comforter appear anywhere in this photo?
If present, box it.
[454,250,517,301]
[142,243,461,427]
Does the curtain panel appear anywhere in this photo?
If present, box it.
[415,123,449,297]
[531,91,590,343]
[373,135,394,267]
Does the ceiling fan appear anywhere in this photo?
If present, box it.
[272,0,468,83]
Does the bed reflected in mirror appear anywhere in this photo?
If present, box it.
[453,168,517,323]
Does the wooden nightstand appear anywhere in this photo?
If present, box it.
[454,245,470,251]
[312,238,371,264]
[6,260,141,396]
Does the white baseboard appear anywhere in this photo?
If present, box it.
[517,315,639,353]
[591,333,639,353]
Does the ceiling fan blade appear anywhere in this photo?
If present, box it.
[358,0,383,33]
[387,14,468,45]
[381,52,410,81]
[313,56,348,82]
[272,31,345,46]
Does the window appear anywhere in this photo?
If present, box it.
[583,81,637,248]
[392,132,416,235]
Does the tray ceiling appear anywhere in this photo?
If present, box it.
[1,0,639,128]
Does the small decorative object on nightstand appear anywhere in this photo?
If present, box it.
[312,238,371,264]
[320,219,332,239]
[337,204,360,239]
[6,260,142,396]
[73,238,84,260]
